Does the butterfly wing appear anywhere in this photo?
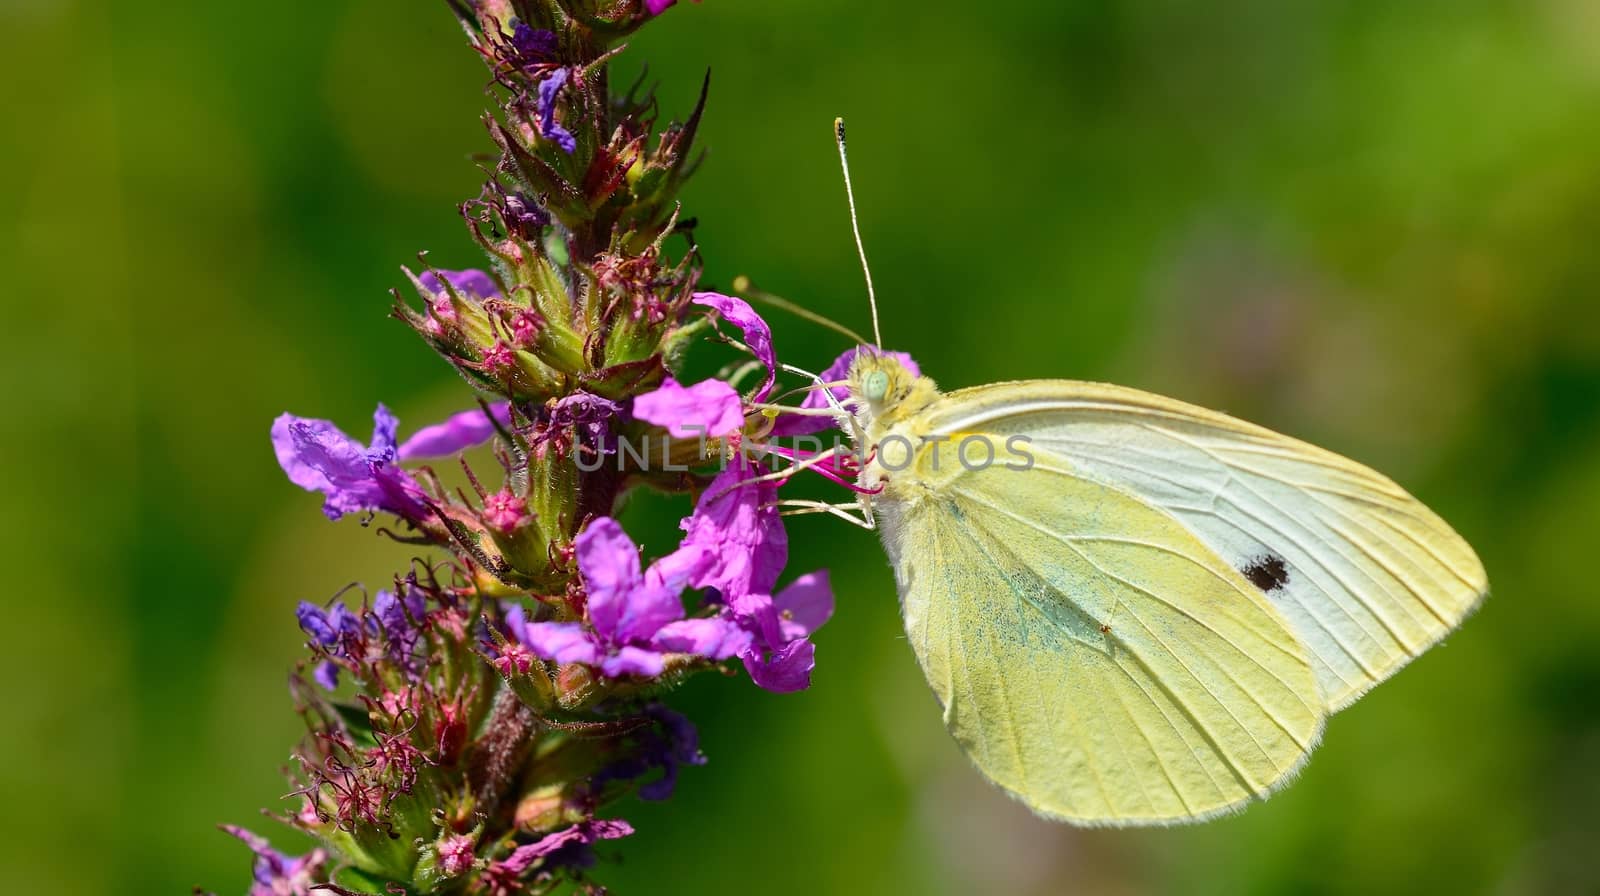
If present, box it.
[877,450,1325,825]
[916,380,1488,711]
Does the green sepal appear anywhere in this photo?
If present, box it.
[331,702,380,749]
[581,355,668,400]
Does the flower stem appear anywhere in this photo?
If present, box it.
[469,686,540,821]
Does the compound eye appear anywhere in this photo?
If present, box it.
[863,370,890,402]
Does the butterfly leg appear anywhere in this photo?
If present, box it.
[780,362,866,444]
[773,499,877,530]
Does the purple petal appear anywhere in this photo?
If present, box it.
[547,122,576,155]
[599,645,667,678]
[645,0,676,13]
[638,769,678,802]
[503,602,529,642]
[497,830,582,875]
[272,414,365,494]
[369,403,400,455]
[610,581,685,646]
[771,346,921,437]
[496,819,634,874]
[635,705,705,801]
[502,190,550,236]
[373,590,400,628]
[520,622,603,666]
[221,824,274,863]
[726,589,783,651]
[397,402,513,460]
[774,570,834,641]
[574,518,643,639]
[537,69,577,154]
[401,583,426,621]
[646,543,713,593]
[586,818,634,840]
[222,825,327,893]
[693,292,776,400]
[296,601,336,646]
[509,23,557,63]
[326,602,361,638]
[678,459,788,599]
[313,660,340,691]
[374,589,423,636]
[419,268,500,300]
[632,377,745,439]
[652,617,752,660]
[271,409,424,520]
[649,704,705,766]
[550,392,622,449]
[742,638,816,693]
[575,517,691,644]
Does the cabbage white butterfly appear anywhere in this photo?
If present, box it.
[814,120,1486,826]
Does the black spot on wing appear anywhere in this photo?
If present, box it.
[1242,554,1290,592]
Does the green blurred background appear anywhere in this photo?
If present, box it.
[6,1,1600,893]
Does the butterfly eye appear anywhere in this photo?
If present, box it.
[863,370,890,402]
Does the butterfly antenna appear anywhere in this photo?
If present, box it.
[835,117,882,348]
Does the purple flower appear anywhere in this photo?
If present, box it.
[502,190,549,238]
[536,69,577,154]
[676,458,787,598]
[512,518,749,677]
[418,268,501,300]
[271,405,426,521]
[436,832,477,877]
[396,402,512,460]
[638,704,706,800]
[771,345,921,437]
[295,601,340,646]
[548,391,622,450]
[296,592,425,690]
[658,455,834,691]
[592,703,705,800]
[734,570,833,646]
[482,489,533,532]
[312,660,341,691]
[743,637,816,693]
[295,600,361,649]
[693,292,776,400]
[632,377,744,438]
[726,571,834,693]
[490,818,634,876]
[222,825,327,896]
[373,587,426,634]
[373,588,428,672]
[296,600,363,690]
[508,22,557,66]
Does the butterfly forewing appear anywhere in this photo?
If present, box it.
[920,380,1489,711]
[878,447,1325,825]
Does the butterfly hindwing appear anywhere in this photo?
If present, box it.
[878,449,1325,825]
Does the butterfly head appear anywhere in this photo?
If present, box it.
[847,350,938,434]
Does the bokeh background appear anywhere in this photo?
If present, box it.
[6,1,1600,893]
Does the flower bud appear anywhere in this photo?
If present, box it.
[514,784,585,833]
[555,662,602,711]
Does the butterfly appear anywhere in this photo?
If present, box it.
[835,355,1485,825]
[801,120,1487,826]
